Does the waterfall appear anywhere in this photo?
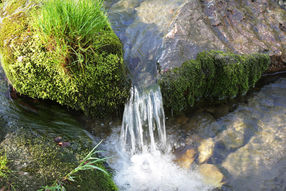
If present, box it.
[120,84,167,154]
[106,84,210,191]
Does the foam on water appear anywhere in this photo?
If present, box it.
[103,85,211,191]
[104,128,212,191]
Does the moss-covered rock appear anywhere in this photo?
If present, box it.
[0,127,117,191]
[0,0,130,117]
[159,51,270,114]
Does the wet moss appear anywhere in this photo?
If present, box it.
[0,128,117,191]
[159,50,270,114]
[0,0,130,117]
[0,152,10,179]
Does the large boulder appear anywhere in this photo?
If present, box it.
[158,0,286,72]
[0,0,130,117]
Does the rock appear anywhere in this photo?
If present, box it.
[0,0,130,117]
[159,0,286,72]
[175,114,189,125]
[198,138,214,164]
[58,141,71,147]
[54,136,63,143]
[205,104,231,119]
[267,55,286,73]
[199,164,224,188]
[175,149,196,169]
[216,116,246,150]
[159,51,270,113]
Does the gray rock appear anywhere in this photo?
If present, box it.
[159,0,286,71]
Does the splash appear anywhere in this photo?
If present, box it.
[105,84,211,191]
[121,85,166,154]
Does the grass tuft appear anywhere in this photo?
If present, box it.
[36,0,110,46]
[38,141,110,191]
[0,153,10,178]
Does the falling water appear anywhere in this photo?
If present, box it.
[120,85,167,154]
[103,84,211,191]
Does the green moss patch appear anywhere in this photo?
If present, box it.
[0,0,130,117]
[0,127,117,191]
[159,50,270,113]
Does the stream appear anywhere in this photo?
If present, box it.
[1,64,286,190]
[0,0,286,190]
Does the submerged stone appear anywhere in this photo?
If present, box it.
[175,149,196,169]
[198,138,214,164]
[199,164,224,188]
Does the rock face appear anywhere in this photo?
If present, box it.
[158,0,286,72]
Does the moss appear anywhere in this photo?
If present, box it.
[159,50,270,114]
[0,152,10,179]
[0,128,117,191]
[0,0,130,117]
[65,163,118,191]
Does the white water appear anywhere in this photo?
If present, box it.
[103,85,211,191]
[121,85,166,154]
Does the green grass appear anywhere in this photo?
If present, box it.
[0,153,10,178]
[38,141,111,191]
[33,0,117,73]
[0,0,130,116]
[35,0,109,46]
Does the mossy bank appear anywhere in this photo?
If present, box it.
[159,51,270,114]
[0,127,118,191]
[0,0,130,117]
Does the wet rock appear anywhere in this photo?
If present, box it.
[159,0,286,72]
[216,116,246,150]
[267,55,286,73]
[221,82,286,181]
[205,104,231,119]
[198,138,214,164]
[54,136,63,143]
[58,141,71,147]
[175,149,196,169]
[158,0,226,70]
[199,164,224,188]
[175,114,189,125]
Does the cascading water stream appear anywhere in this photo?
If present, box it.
[104,84,211,191]
[120,85,166,154]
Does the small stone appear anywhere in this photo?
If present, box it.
[54,136,63,143]
[199,164,224,188]
[175,149,196,169]
[58,142,71,147]
[198,138,214,163]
